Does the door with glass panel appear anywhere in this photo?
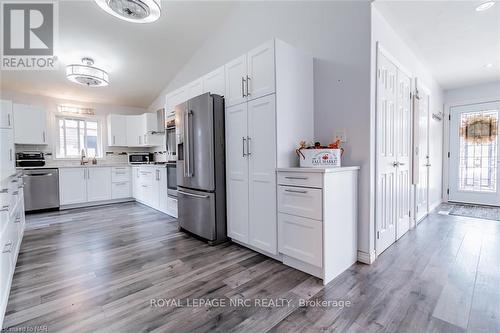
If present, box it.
[449,101,500,206]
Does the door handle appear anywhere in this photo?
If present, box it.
[177,190,209,199]
[246,136,251,156]
[242,137,246,157]
[241,77,246,98]
[393,162,400,167]
[399,162,406,166]
[425,164,431,167]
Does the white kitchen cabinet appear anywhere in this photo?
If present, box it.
[59,168,87,205]
[13,104,47,145]
[0,173,25,328]
[132,166,140,198]
[247,95,277,254]
[202,66,225,96]
[107,114,127,146]
[86,168,112,202]
[225,103,249,243]
[225,55,247,107]
[165,87,187,117]
[126,115,144,146]
[277,168,359,285]
[186,78,204,100]
[0,100,13,129]
[110,167,131,199]
[225,39,314,257]
[0,129,15,181]
[158,168,168,213]
[247,40,276,100]
[166,197,178,218]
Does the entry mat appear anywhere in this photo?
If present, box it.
[446,203,500,221]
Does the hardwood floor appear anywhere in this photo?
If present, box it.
[3,202,499,332]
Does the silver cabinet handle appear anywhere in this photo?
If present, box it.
[113,135,116,145]
[7,113,11,126]
[246,75,251,96]
[14,216,21,223]
[399,162,406,166]
[425,164,431,167]
[284,176,308,180]
[242,137,246,157]
[139,136,142,145]
[24,173,53,177]
[178,190,209,199]
[393,162,400,167]
[2,241,13,253]
[246,136,251,156]
[285,189,308,194]
[9,148,12,161]
[0,205,9,212]
[43,131,46,142]
[241,76,246,98]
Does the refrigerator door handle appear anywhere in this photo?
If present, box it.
[178,190,209,199]
[184,108,193,178]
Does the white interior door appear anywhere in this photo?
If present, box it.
[225,103,249,243]
[449,101,500,206]
[376,49,412,255]
[376,52,398,255]
[396,71,411,239]
[415,85,430,223]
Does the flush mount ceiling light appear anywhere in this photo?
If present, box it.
[94,0,161,23]
[484,63,494,68]
[66,58,109,87]
[475,1,496,11]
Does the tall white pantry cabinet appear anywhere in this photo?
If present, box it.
[225,39,314,256]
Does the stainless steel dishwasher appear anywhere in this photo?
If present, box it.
[23,168,60,212]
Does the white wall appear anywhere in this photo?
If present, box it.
[1,90,149,163]
[148,1,373,256]
[444,80,500,105]
[371,6,445,258]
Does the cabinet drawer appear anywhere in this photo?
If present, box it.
[278,213,322,267]
[111,182,131,199]
[111,167,130,183]
[166,197,178,218]
[277,172,323,188]
[278,185,322,220]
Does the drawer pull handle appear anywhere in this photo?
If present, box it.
[284,176,308,180]
[285,189,308,194]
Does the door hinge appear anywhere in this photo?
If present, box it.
[377,231,380,239]
[409,210,411,217]
[447,188,450,195]
[448,152,450,158]
[449,114,451,121]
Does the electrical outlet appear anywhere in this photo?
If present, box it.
[334,129,347,143]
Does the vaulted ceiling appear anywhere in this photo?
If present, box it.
[374,0,500,90]
[0,1,235,108]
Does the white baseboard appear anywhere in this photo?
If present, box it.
[60,198,133,210]
[357,250,376,264]
[429,200,443,213]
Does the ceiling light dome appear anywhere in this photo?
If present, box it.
[475,1,496,11]
[66,58,109,87]
[94,0,161,23]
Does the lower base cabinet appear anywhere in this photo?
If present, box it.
[277,167,359,285]
[0,173,25,328]
[132,166,176,217]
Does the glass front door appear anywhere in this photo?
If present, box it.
[449,101,500,206]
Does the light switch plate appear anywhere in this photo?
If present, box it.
[334,129,347,143]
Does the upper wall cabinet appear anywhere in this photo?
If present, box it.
[202,66,225,97]
[186,78,204,100]
[225,40,276,107]
[107,114,127,146]
[13,104,47,145]
[123,113,162,147]
[0,100,13,129]
[165,87,187,117]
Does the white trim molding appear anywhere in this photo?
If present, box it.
[357,250,376,264]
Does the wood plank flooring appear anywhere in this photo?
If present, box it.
[3,202,500,332]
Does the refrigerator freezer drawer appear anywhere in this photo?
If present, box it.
[177,187,216,241]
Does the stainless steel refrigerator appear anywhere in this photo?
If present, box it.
[175,93,226,244]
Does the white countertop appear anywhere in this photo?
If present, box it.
[16,164,131,169]
[276,166,360,173]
